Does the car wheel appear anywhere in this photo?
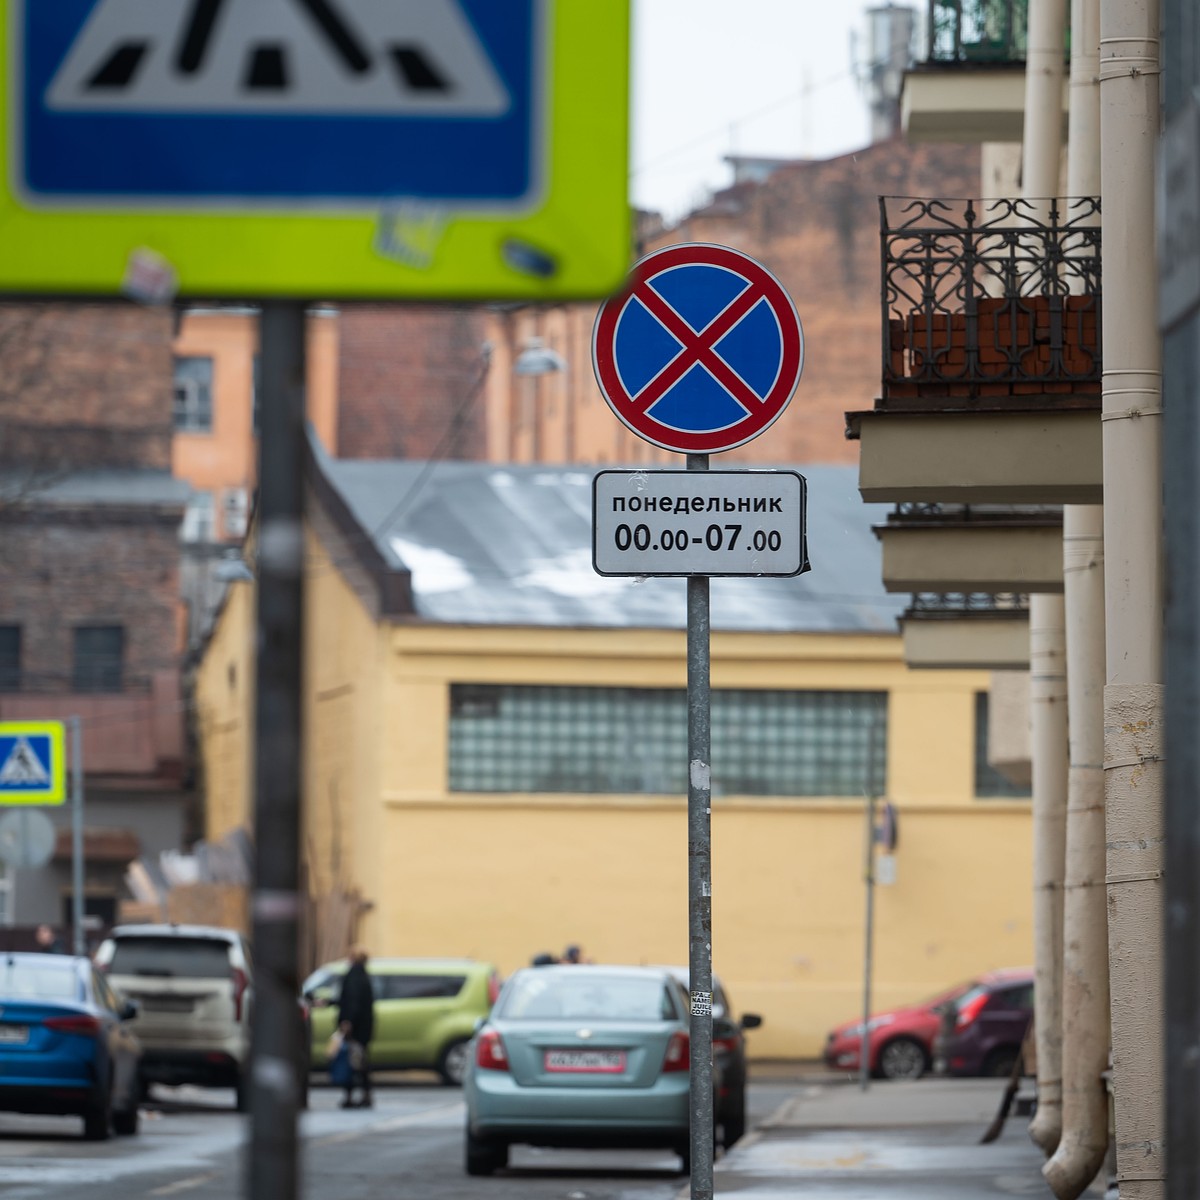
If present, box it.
[722,1090,747,1149]
[877,1036,929,1081]
[464,1128,507,1176]
[112,1103,140,1136]
[675,1141,691,1176]
[83,1084,112,1142]
[235,1072,250,1113]
[983,1047,1020,1078]
[438,1039,471,1087]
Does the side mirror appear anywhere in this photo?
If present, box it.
[121,999,139,1022]
[740,1013,763,1031]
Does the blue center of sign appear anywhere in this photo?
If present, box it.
[613,263,783,434]
[19,0,538,204]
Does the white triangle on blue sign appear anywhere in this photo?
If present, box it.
[45,0,511,116]
[0,738,50,787]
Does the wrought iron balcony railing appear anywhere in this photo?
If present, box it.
[880,195,1101,410]
[887,502,1062,526]
[905,592,1030,618]
[926,0,1028,65]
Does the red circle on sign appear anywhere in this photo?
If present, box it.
[592,243,804,454]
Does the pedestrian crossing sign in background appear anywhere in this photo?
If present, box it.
[0,0,631,300]
[0,722,67,806]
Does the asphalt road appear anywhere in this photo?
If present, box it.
[0,1073,796,1200]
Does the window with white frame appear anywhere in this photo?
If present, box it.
[173,356,214,432]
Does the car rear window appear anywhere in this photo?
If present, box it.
[379,974,466,1001]
[109,937,232,979]
[0,960,80,1001]
[498,973,678,1021]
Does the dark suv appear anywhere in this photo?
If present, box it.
[662,967,762,1148]
[933,968,1034,1077]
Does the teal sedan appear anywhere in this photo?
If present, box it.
[463,965,706,1176]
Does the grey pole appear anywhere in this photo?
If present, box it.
[859,719,878,1091]
[247,301,306,1200]
[69,716,84,956]
[686,451,714,1200]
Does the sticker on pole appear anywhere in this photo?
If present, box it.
[0,722,66,805]
[592,243,804,454]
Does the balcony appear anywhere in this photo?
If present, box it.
[900,592,1030,670]
[850,197,1103,505]
[0,671,184,781]
[877,503,1063,595]
[902,1,1066,142]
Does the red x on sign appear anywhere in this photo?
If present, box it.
[592,243,803,454]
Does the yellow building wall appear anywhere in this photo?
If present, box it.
[374,626,1033,1058]
[193,580,255,843]
[195,534,1034,1058]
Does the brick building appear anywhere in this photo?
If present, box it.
[483,137,982,467]
[0,303,191,933]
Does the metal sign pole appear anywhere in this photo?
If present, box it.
[687,451,714,1200]
[70,716,84,956]
[859,718,880,1091]
[248,301,306,1200]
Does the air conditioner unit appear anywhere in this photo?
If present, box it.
[222,488,250,539]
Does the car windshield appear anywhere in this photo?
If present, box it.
[0,959,79,1000]
[920,981,972,1010]
[499,972,677,1021]
[109,937,232,978]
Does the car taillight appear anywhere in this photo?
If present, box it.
[487,972,501,1006]
[231,967,248,1022]
[44,1015,100,1036]
[955,993,990,1031]
[475,1029,509,1071]
[712,1036,737,1055]
[662,1031,690,1073]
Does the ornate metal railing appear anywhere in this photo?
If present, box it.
[881,195,1101,408]
[888,502,1062,525]
[905,592,1030,617]
[926,0,1029,64]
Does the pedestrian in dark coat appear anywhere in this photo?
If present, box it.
[337,948,375,1108]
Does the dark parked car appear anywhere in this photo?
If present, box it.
[0,953,142,1139]
[933,968,1034,1077]
[662,967,762,1147]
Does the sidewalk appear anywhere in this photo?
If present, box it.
[701,1077,1107,1198]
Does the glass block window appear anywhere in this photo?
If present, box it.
[73,626,124,693]
[173,356,214,432]
[975,691,1031,797]
[0,626,19,691]
[449,685,888,798]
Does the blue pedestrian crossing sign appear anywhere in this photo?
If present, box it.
[0,0,631,300]
[0,722,67,806]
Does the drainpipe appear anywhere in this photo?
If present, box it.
[1045,4,1110,1196]
[1098,2,1164,1197]
[1022,0,1070,1159]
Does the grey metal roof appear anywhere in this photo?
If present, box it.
[317,451,904,634]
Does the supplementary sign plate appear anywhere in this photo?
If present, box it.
[592,243,803,454]
[0,721,66,805]
[0,0,630,299]
[593,470,808,577]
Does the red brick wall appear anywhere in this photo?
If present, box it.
[653,137,982,464]
[0,304,173,470]
[336,305,490,460]
[0,512,182,693]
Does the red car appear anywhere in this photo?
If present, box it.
[823,981,975,1080]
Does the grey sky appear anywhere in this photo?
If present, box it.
[631,1,881,219]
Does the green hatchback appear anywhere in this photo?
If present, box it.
[303,957,501,1085]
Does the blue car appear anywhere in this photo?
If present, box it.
[463,965,710,1177]
[0,953,142,1139]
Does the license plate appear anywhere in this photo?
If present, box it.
[138,997,195,1013]
[544,1049,625,1074]
[0,1025,29,1045]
